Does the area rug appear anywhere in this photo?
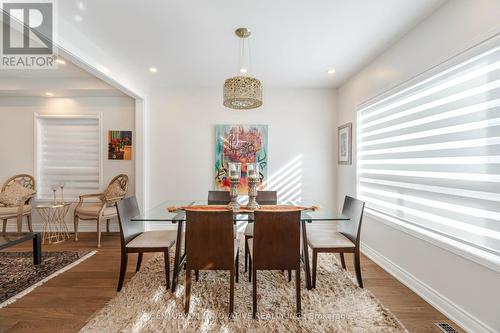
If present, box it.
[0,250,96,308]
[81,251,407,332]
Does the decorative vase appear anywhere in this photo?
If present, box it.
[246,162,260,210]
[227,162,241,210]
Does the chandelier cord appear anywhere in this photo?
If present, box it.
[248,36,253,75]
[239,37,244,73]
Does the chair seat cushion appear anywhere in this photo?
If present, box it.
[0,204,32,217]
[75,204,117,218]
[126,231,176,249]
[244,223,253,237]
[307,230,355,249]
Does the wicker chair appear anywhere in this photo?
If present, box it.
[74,174,129,247]
[0,174,36,232]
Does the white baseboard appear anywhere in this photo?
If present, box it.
[361,242,496,333]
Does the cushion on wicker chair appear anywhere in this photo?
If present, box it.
[75,204,117,218]
[0,182,35,207]
[0,205,32,217]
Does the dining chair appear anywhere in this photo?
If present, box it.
[248,209,302,318]
[305,196,365,289]
[208,190,237,241]
[116,196,177,292]
[244,191,277,275]
[207,190,231,204]
[74,174,129,247]
[184,209,239,315]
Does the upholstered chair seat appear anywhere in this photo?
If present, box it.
[306,230,356,249]
[74,205,117,218]
[0,205,32,217]
[126,231,176,249]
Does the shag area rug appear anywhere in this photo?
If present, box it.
[0,250,96,307]
[81,251,407,332]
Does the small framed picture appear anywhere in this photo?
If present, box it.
[338,123,352,165]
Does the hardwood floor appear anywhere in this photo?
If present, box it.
[0,232,462,333]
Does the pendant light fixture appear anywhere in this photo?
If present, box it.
[223,27,263,110]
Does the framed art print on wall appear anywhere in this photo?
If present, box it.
[338,123,352,165]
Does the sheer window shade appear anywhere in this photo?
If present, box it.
[36,115,101,201]
[357,41,500,256]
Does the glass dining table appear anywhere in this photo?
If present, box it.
[132,200,349,291]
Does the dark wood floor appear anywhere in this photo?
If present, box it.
[0,232,462,333]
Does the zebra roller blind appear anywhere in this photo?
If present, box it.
[357,39,500,256]
[36,115,101,200]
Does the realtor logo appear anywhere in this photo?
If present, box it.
[1,0,57,69]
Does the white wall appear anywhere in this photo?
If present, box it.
[148,87,337,211]
[0,96,135,231]
[336,1,500,332]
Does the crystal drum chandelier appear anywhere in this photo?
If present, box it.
[223,28,263,110]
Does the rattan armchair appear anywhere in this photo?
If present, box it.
[74,174,129,247]
[0,174,36,232]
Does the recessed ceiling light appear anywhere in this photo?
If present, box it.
[77,1,86,11]
[327,69,336,75]
[56,59,66,65]
[45,92,54,97]
[149,67,158,73]
[239,67,248,74]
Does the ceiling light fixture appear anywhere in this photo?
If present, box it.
[77,1,86,11]
[223,27,262,110]
[45,92,54,97]
[149,67,158,73]
[327,68,336,75]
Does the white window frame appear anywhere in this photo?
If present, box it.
[355,33,500,273]
[34,113,103,202]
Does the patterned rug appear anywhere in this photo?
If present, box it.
[81,251,407,332]
[0,250,96,307]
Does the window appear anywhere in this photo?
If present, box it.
[357,39,500,256]
[35,114,101,201]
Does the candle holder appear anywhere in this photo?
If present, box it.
[246,162,260,210]
[227,162,241,211]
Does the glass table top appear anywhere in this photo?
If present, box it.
[132,200,348,222]
[0,232,36,249]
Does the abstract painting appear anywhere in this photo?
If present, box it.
[215,124,268,193]
[108,130,132,160]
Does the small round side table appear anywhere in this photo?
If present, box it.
[36,203,72,244]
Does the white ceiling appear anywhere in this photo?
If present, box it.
[57,0,446,89]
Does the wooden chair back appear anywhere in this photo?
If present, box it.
[185,210,234,270]
[116,196,145,247]
[257,190,277,205]
[207,190,230,205]
[252,210,301,270]
[339,196,365,246]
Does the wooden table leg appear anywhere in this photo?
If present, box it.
[171,220,183,292]
[301,220,312,290]
[33,232,41,265]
